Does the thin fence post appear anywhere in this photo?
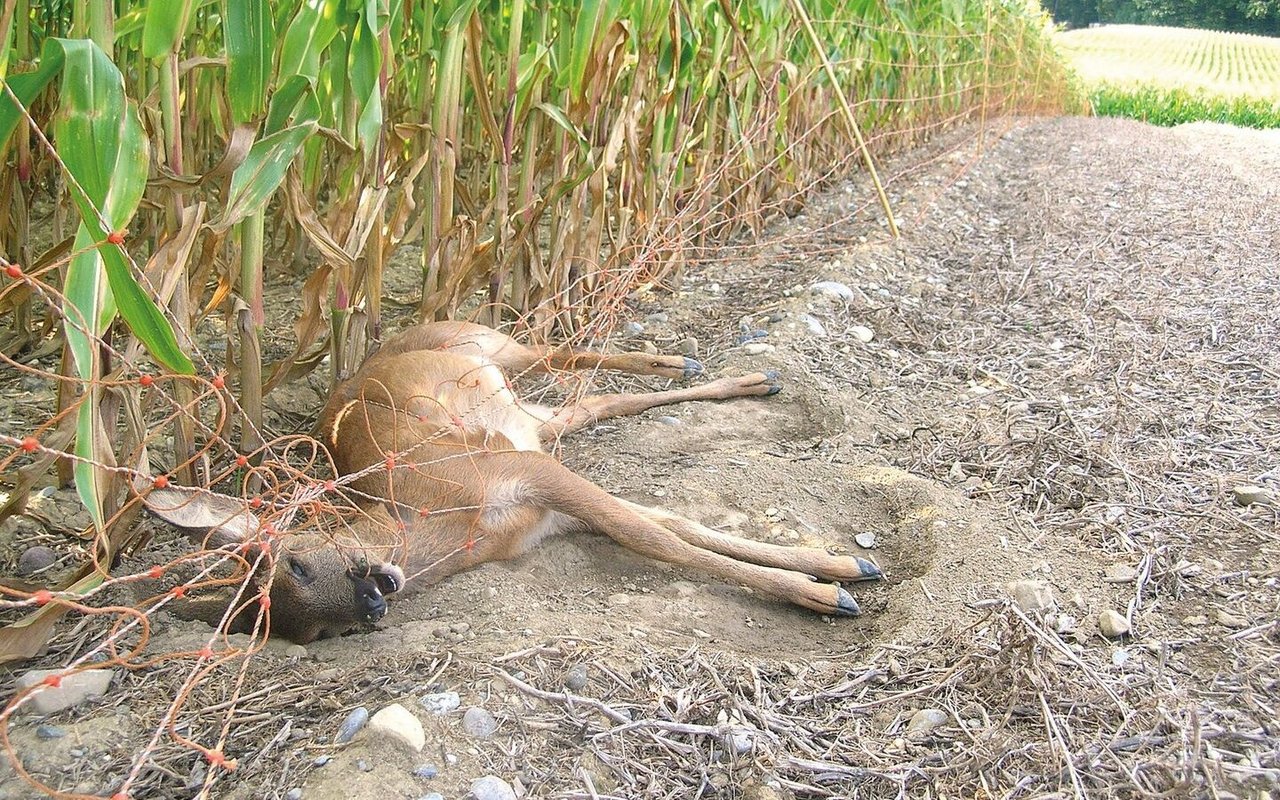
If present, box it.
[787,0,899,238]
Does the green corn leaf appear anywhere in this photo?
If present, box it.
[264,74,321,135]
[50,38,193,377]
[223,0,276,124]
[142,0,197,59]
[349,0,389,160]
[536,101,589,154]
[213,121,319,232]
[279,0,342,80]
[0,49,63,151]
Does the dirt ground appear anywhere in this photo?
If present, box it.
[2,115,1278,799]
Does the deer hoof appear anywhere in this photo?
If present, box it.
[765,370,782,395]
[682,357,704,380]
[854,557,883,580]
[835,587,861,616]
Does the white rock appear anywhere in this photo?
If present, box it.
[798,314,827,336]
[1216,610,1248,629]
[906,708,948,734]
[742,342,774,355]
[854,532,876,548]
[368,703,426,752]
[15,669,115,714]
[470,775,517,800]
[1232,485,1273,506]
[727,730,754,754]
[1005,580,1055,613]
[1098,609,1131,639]
[1104,564,1138,583]
[850,325,875,343]
[809,281,855,301]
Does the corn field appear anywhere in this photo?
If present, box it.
[1057,24,1280,102]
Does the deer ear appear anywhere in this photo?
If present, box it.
[142,485,262,548]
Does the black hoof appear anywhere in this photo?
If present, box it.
[764,370,782,395]
[854,557,883,580]
[835,588,861,616]
[682,357,704,380]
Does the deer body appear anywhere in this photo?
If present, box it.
[147,322,881,642]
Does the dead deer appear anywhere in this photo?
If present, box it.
[144,322,882,643]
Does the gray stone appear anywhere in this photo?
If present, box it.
[906,708,948,734]
[1005,580,1054,613]
[565,664,589,691]
[17,546,57,576]
[1232,485,1273,506]
[284,644,308,660]
[809,281,855,301]
[645,312,669,324]
[356,759,373,772]
[676,337,699,357]
[312,755,332,767]
[1098,609,1131,638]
[742,342,774,355]
[854,532,876,549]
[607,592,631,606]
[462,706,498,738]
[285,790,302,800]
[35,724,65,739]
[470,775,517,800]
[333,706,369,744]
[413,764,439,779]
[14,669,114,714]
[419,794,445,800]
[621,321,645,337]
[420,691,461,715]
[655,415,681,426]
[369,703,426,752]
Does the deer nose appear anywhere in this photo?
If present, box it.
[359,587,387,622]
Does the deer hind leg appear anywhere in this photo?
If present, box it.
[621,501,882,585]
[520,372,782,440]
[494,451,861,616]
[385,321,703,381]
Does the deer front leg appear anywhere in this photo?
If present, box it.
[490,452,861,617]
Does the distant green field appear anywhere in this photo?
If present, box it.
[1056,24,1280,128]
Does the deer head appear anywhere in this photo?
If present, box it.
[142,486,405,643]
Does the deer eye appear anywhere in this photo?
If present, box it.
[287,557,312,584]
